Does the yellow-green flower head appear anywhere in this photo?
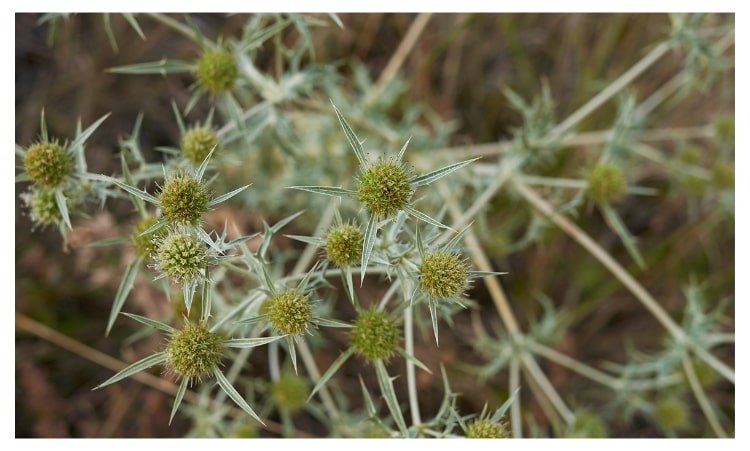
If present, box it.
[195,49,238,93]
[131,216,164,259]
[158,175,210,225]
[350,309,399,362]
[23,187,61,226]
[357,160,413,218]
[166,322,224,382]
[181,126,219,165]
[711,162,734,190]
[586,164,626,204]
[568,409,607,438]
[267,290,313,336]
[23,141,73,187]
[654,396,689,432]
[270,374,310,412]
[466,419,508,438]
[324,224,363,267]
[419,251,469,299]
[362,422,391,438]
[679,145,702,165]
[713,114,734,145]
[156,232,208,284]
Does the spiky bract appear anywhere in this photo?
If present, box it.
[585,164,626,204]
[465,419,508,438]
[270,374,310,412]
[166,322,224,382]
[158,176,210,225]
[23,141,73,187]
[181,126,219,165]
[357,160,412,218]
[267,290,313,336]
[324,224,363,267]
[156,232,207,284]
[350,309,399,361]
[419,252,469,299]
[195,50,238,93]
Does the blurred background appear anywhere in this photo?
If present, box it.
[16,13,734,438]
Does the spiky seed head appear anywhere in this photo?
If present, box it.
[165,322,224,382]
[713,114,734,145]
[357,160,413,218]
[324,224,363,267]
[568,409,607,438]
[156,232,207,284]
[181,126,219,165]
[654,396,689,432]
[711,162,734,190]
[270,374,310,412]
[585,164,626,204]
[23,141,73,187]
[23,187,61,226]
[350,309,399,362]
[195,50,238,93]
[158,176,210,225]
[465,419,509,438]
[419,251,469,299]
[131,216,164,258]
[679,145,702,165]
[267,290,313,336]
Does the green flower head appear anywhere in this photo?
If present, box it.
[357,159,413,218]
[166,322,224,382]
[586,164,626,204]
[267,290,313,336]
[270,374,310,412]
[181,126,219,165]
[155,231,208,284]
[158,175,210,226]
[466,419,509,438]
[23,140,73,187]
[324,224,363,267]
[350,309,399,362]
[419,251,469,299]
[23,187,61,227]
[195,49,238,93]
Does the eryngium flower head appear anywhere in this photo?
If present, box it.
[419,252,469,299]
[324,224,363,267]
[712,162,734,190]
[267,290,313,336]
[158,176,210,225]
[23,141,73,187]
[156,232,207,284]
[357,160,413,218]
[270,374,310,412]
[132,216,165,259]
[466,419,509,438]
[195,50,238,93]
[568,409,607,438]
[166,322,223,382]
[22,187,61,226]
[181,126,219,165]
[585,164,625,204]
[350,309,399,361]
[654,396,689,432]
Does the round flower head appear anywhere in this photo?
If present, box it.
[195,49,238,93]
[466,419,508,438]
[23,141,73,187]
[585,164,626,204]
[158,175,210,225]
[267,290,313,336]
[419,251,469,299]
[23,187,61,227]
[350,309,399,361]
[166,322,224,383]
[568,409,607,438]
[654,396,689,433]
[131,216,164,259]
[712,162,734,190]
[181,126,219,165]
[270,374,310,412]
[357,159,413,218]
[324,224,363,267]
[713,114,734,145]
[156,232,208,284]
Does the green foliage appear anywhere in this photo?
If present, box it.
[585,163,626,204]
[166,322,224,382]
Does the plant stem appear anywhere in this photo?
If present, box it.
[682,353,729,438]
[403,282,422,426]
[297,340,340,420]
[509,357,522,438]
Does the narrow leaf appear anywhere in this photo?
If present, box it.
[467,270,508,278]
[396,136,412,163]
[491,388,520,422]
[95,352,167,389]
[403,205,452,231]
[361,215,377,285]
[171,100,186,136]
[311,317,352,328]
[235,314,268,326]
[601,204,646,270]
[411,157,479,188]
[213,367,265,424]
[331,102,366,167]
[223,335,285,348]
[183,281,197,313]
[359,376,378,416]
[54,189,71,229]
[444,222,473,252]
[40,108,48,142]
[428,300,440,346]
[270,210,305,234]
[341,266,356,306]
[87,236,129,248]
[415,225,425,259]
[309,349,353,401]
[106,257,141,335]
[397,348,432,374]
[201,270,212,322]
[108,59,194,75]
[285,234,325,246]
[195,146,216,181]
[69,113,110,152]
[121,312,176,334]
[328,13,344,29]
[208,184,251,207]
[375,360,408,437]
[169,378,189,425]
[288,185,356,198]
[122,13,146,40]
[286,336,298,375]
